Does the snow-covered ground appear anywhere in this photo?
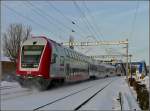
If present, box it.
[79,77,140,110]
[0,81,35,100]
[1,76,140,110]
[140,76,149,91]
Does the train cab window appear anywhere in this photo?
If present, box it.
[51,53,57,64]
[60,56,65,66]
[21,45,44,68]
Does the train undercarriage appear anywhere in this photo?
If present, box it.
[16,76,65,90]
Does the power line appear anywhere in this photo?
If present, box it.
[82,1,126,56]
[82,1,109,53]
[27,2,72,31]
[25,1,66,41]
[48,1,87,39]
[76,1,114,55]
[4,4,56,37]
[129,0,139,39]
[73,1,98,41]
[27,1,89,42]
[82,1,104,41]
[48,1,76,25]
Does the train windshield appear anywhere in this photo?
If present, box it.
[21,45,44,68]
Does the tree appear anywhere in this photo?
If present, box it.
[3,24,32,62]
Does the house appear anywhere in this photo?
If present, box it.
[0,55,16,81]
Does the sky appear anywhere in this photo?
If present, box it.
[1,0,149,65]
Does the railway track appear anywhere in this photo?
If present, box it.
[33,79,114,110]
[33,85,94,110]
[74,81,113,110]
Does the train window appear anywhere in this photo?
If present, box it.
[66,50,69,57]
[77,53,79,60]
[70,51,72,57]
[79,54,81,61]
[73,52,76,59]
[71,51,73,58]
[67,50,69,56]
[72,52,75,59]
[69,51,72,58]
[21,45,44,68]
[51,53,57,64]
[64,49,67,55]
[60,56,65,66]
[78,54,80,61]
[75,52,77,59]
[81,55,83,61]
[67,50,70,57]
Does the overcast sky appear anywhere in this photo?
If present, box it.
[1,1,149,65]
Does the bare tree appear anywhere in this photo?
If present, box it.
[3,24,32,62]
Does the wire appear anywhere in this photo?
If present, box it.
[25,1,67,41]
[82,1,111,54]
[48,1,87,39]
[129,0,139,39]
[82,1,104,41]
[73,1,98,41]
[3,4,56,37]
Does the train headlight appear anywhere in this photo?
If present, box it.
[37,74,43,77]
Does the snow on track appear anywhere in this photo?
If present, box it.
[34,79,115,110]
[79,77,141,110]
[1,77,140,110]
[0,81,38,101]
[1,77,113,110]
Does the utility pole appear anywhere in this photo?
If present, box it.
[129,54,132,79]
[126,39,128,80]
[69,36,74,49]
[69,29,75,49]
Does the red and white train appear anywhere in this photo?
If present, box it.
[16,36,116,90]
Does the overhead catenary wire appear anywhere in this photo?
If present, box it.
[73,1,115,56]
[3,4,56,38]
[82,1,127,57]
[27,1,86,40]
[81,1,113,55]
[45,1,89,50]
[48,1,88,39]
[129,0,139,39]
[73,1,102,54]
[73,1,98,41]
[82,1,105,42]
[83,1,125,56]
[25,1,68,41]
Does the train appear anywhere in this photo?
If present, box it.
[16,36,116,90]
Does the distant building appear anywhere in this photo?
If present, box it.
[0,55,16,80]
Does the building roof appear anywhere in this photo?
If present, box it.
[0,55,11,62]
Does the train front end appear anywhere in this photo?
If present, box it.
[16,37,52,90]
